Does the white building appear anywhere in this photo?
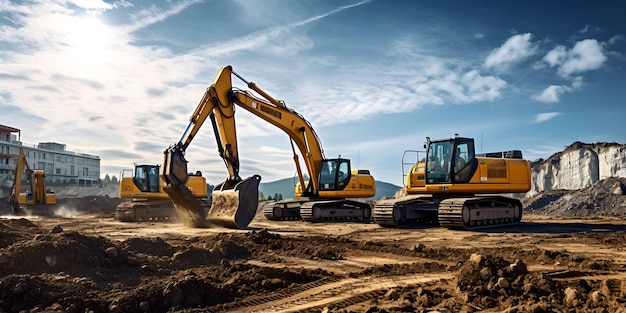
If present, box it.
[0,124,100,189]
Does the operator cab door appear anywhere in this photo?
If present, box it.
[426,140,453,184]
[133,165,161,192]
[318,159,351,191]
[451,138,475,183]
[425,137,475,184]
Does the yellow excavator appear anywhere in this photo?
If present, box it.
[160,65,376,229]
[9,147,57,214]
[115,164,210,222]
[373,134,531,230]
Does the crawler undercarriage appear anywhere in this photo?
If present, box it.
[264,199,372,223]
[373,195,522,230]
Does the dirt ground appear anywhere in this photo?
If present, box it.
[1,180,626,313]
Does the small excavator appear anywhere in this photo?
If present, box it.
[116,164,210,222]
[373,135,531,230]
[9,147,57,215]
[160,65,376,229]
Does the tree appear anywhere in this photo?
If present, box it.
[103,174,111,184]
[111,175,118,184]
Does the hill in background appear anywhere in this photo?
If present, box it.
[259,176,401,200]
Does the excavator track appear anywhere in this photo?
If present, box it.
[373,195,522,230]
[372,195,438,228]
[438,196,523,230]
[300,200,372,222]
[263,200,306,221]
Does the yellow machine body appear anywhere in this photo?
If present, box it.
[373,135,531,230]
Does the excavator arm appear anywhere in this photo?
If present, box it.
[228,84,325,196]
[9,148,27,214]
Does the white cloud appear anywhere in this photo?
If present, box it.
[543,45,567,66]
[533,112,562,123]
[532,85,564,103]
[559,39,606,76]
[460,70,506,102]
[543,39,607,77]
[532,77,584,103]
[484,33,537,69]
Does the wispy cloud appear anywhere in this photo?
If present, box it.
[126,0,202,32]
[533,112,562,123]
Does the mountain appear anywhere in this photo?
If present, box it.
[259,177,401,201]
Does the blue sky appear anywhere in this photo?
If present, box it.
[1,0,625,187]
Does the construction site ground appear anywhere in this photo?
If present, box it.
[1,178,626,313]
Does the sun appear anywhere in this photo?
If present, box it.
[64,16,113,68]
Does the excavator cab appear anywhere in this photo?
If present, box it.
[425,136,475,184]
[318,158,351,191]
[132,165,160,193]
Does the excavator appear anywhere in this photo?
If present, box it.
[9,147,57,215]
[115,164,210,222]
[266,153,376,222]
[373,134,531,230]
[160,65,376,229]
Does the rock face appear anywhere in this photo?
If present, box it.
[530,142,626,194]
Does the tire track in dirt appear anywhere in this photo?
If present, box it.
[224,272,455,313]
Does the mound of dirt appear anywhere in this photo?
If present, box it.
[452,253,624,312]
[523,177,626,217]
[1,178,626,312]
[0,195,127,218]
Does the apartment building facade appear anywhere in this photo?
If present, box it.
[0,124,100,187]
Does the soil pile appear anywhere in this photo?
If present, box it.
[0,225,332,312]
[523,177,626,217]
[453,253,624,312]
[0,195,126,217]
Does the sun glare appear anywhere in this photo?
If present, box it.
[65,17,113,68]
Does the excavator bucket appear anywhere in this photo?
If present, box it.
[207,175,261,229]
[163,185,209,227]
